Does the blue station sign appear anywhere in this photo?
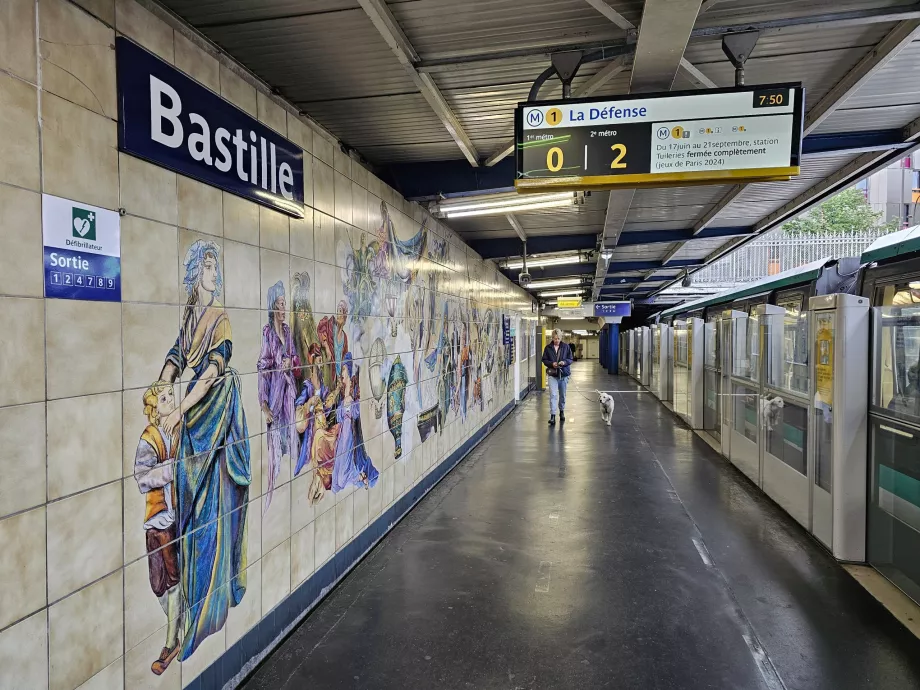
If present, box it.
[594,302,631,318]
[116,37,304,217]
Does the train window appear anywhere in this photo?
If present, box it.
[775,291,809,395]
[875,280,920,306]
[874,304,920,422]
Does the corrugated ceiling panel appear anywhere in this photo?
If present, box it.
[612,245,670,260]
[669,237,730,260]
[706,152,860,227]
[622,220,696,233]
[697,0,914,26]
[203,10,413,103]
[813,104,920,134]
[159,0,359,27]
[390,0,637,59]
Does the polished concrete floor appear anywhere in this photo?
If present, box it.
[242,363,920,690]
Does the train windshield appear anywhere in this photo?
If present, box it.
[873,281,920,421]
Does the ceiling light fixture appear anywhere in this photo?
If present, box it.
[538,289,585,298]
[433,192,583,219]
[506,254,582,270]
[525,277,584,289]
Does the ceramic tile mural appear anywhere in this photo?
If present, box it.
[0,1,537,688]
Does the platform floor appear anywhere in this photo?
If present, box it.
[242,363,920,690]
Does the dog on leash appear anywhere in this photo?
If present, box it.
[760,395,785,432]
[597,391,615,425]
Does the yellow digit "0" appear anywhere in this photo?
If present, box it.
[547,147,564,172]
[611,143,627,169]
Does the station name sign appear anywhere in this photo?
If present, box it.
[515,83,803,192]
[116,38,304,217]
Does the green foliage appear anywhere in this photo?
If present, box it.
[782,188,900,236]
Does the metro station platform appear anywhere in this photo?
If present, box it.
[242,363,920,690]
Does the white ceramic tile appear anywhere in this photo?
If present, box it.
[335,492,354,549]
[42,91,118,210]
[0,610,48,690]
[125,623,181,690]
[40,0,116,119]
[261,540,291,614]
[120,216,179,305]
[225,561,261,648]
[120,154,178,225]
[303,154,314,208]
[290,521,315,587]
[222,192,259,245]
[368,475,384,521]
[123,303,179,391]
[49,570,124,690]
[224,307,261,378]
[261,477,291,555]
[289,471,317,534]
[0,507,47,630]
[312,261,337,317]
[0,402,46,517]
[0,296,45,406]
[219,65,256,117]
[174,33,219,93]
[222,239,260,309]
[0,0,37,82]
[313,134,334,166]
[352,182,368,232]
[0,73,40,192]
[115,0,174,62]
[259,249,289,305]
[286,114,312,155]
[76,657,123,690]
[313,160,334,217]
[313,211,335,266]
[333,171,353,225]
[289,207,314,260]
[0,184,42,297]
[47,481,123,602]
[45,299,121,399]
[353,485,369,532]
[177,176,222,237]
[47,391,122,500]
[123,554,172,652]
[260,206,289,253]
[257,92,287,136]
[314,503,335,567]
[178,620,224,688]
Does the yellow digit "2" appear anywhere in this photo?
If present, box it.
[610,143,627,169]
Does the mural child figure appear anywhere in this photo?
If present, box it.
[291,271,318,380]
[293,344,338,503]
[332,353,380,491]
[317,301,349,390]
[158,240,251,663]
[135,381,183,676]
[259,281,300,511]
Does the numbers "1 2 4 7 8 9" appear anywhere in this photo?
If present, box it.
[545,143,628,172]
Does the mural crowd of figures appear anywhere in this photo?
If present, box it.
[132,201,516,674]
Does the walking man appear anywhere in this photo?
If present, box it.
[542,328,573,426]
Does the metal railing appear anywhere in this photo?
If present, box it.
[692,228,893,285]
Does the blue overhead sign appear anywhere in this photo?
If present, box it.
[116,37,304,217]
[594,302,631,318]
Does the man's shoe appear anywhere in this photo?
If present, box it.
[151,644,180,675]
[548,415,555,426]
[560,411,565,422]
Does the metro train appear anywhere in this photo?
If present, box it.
[617,225,920,605]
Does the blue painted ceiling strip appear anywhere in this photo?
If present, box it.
[381,129,910,200]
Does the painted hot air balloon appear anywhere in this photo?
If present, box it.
[386,355,408,459]
[368,338,387,419]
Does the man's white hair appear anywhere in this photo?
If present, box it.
[552,328,564,339]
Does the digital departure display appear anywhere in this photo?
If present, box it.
[515,83,804,192]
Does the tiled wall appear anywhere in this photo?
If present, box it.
[0,1,535,688]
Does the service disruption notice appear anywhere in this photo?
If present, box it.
[515,84,803,191]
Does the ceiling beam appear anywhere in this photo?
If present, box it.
[679,58,718,89]
[618,226,752,245]
[415,7,920,71]
[803,20,920,135]
[583,0,636,31]
[357,0,480,166]
[506,214,527,241]
[470,233,597,260]
[629,0,702,93]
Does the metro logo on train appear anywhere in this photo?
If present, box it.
[515,83,804,192]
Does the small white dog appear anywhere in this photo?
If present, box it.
[760,395,785,431]
[597,391,615,425]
